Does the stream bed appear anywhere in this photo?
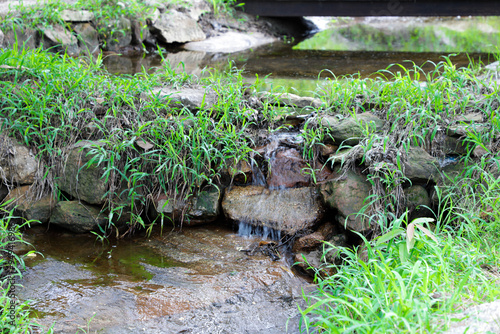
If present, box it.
[20,224,310,333]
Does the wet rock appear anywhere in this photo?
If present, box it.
[104,17,132,51]
[228,159,253,184]
[321,112,385,145]
[292,232,324,252]
[153,188,221,225]
[40,24,79,55]
[404,185,432,219]
[0,135,38,185]
[73,23,99,54]
[60,10,95,22]
[3,185,55,223]
[404,146,438,183]
[261,92,322,109]
[151,10,205,44]
[58,141,108,205]
[143,86,217,111]
[267,148,310,188]
[319,170,372,232]
[185,31,276,53]
[222,186,324,235]
[50,201,107,233]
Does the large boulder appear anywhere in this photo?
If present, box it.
[58,141,108,205]
[50,201,107,233]
[3,185,55,223]
[40,24,79,56]
[321,112,385,146]
[404,146,438,183]
[153,188,221,226]
[319,170,372,232]
[151,10,206,44]
[222,186,324,234]
[0,135,38,185]
[267,148,310,188]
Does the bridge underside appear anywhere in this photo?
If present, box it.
[240,0,500,17]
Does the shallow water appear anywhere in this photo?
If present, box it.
[20,224,310,333]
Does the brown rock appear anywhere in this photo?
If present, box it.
[0,135,38,185]
[267,148,310,188]
[50,201,107,233]
[292,232,324,253]
[3,185,55,223]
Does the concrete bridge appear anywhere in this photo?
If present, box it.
[239,0,500,17]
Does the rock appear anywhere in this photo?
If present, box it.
[267,148,310,188]
[151,10,205,44]
[446,123,489,137]
[473,145,489,158]
[319,170,372,232]
[50,201,107,233]
[73,23,99,54]
[165,51,206,76]
[228,159,253,184]
[103,17,132,52]
[142,86,217,111]
[440,135,468,155]
[320,144,338,156]
[58,141,108,205]
[453,112,484,123]
[404,185,432,219]
[60,10,95,22]
[292,232,324,253]
[0,185,8,202]
[321,112,385,146]
[0,135,38,185]
[404,147,438,183]
[222,186,323,235]
[40,24,79,56]
[185,0,211,20]
[3,185,55,223]
[294,249,332,277]
[154,188,221,225]
[324,233,348,264]
[4,27,38,50]
[327,145,364,167]
[185,31,276,53]
[261,92,322,109]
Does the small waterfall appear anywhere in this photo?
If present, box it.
[238,221,281,241]
[250,159,267,186]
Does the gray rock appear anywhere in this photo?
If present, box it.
[103,17,132,51]
[222,186,324,234]
[58,141,108,205]
[404,147,438,183]
[40,24,79,55]
[0,135,38,185]
[50,201,107,233]
[153,188,221,225]
[4,27,38,50]
[3,185,55,223]
[73,23,99,54]
[321,112,385,146]
[143,86,217,111]
[60,9,94,22]
[261,92,322,109]
[319,170,372,232]
[404,185,432,219]
[441,135,468,156]
[185,0,211,20]
[151,10,205,44]
[443,299,500,334]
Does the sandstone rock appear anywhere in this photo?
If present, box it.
[267,148,310,188]
[73,23,99,54]
[60,10,94,22]
[40,24,79,56]
[143,87,217,111]
[0,135,38,185]
[319,170,372,232]
[151,10,205,44]
[50,201,107,233]
[404,185,432,219]
[154,188,221,225]
[103,17,132,51]
[261,92,322,109]
[321,112,385,146]
[222,186,323,234]
[3,185,55,223]
[404,147,438,183]
[58,141,108,205]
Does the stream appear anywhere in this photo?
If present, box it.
[18,15,500,334]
